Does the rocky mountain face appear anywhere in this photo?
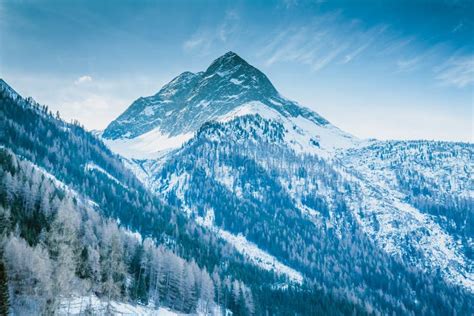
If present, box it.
[101,52,474,313]
[103,52,329,140]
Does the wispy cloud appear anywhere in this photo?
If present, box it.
[74,75,92,85]
[435,55,474,88]
[394,43,448,74]
[183,10,240,55]
[396,57,422,72]
[340,26,386,64]
[341,42,370,64]
[258,13,386,72]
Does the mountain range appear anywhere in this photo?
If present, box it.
[103,51,473,290]
[0,51,472,315]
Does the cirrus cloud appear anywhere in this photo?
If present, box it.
[435,55,474,88]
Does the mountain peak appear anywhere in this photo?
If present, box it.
[103,51,331,142]
[214,51,244,64]
[205,51,250,76]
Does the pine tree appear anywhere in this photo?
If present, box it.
[130,244,148,303]
[0,253,9,316]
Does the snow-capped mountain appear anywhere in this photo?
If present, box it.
[100,52,474,313]
[103,51,355,159]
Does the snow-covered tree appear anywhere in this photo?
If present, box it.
[199,269,215,314]
[100,222,127,313]
[47,200,80,311]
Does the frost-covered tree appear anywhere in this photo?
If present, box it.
[3,236,52,314]
[100,222,127,312]
[47,201,80,311]
[199,269,215,314]
[181,264,197,313]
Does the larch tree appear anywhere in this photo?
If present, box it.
[181,264,197,313]
[100,222,127,313]
[199,269,215,314]
[47,200,80,312]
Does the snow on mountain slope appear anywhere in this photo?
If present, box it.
[100,52,473,293]
[217,229,304,285]
[85,162,129,189]
[147,113,473,290]
[103,128,194,159]
[104,100,357,159]
[340,140,474,201]
[219,101,358,155]
[196,207,304,284]
[334,161,474,290]
[155,167,304,284]
[335,140,474,289]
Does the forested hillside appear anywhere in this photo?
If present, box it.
[147,115,473,315]
[97,51,473,316]
[0,80,367,315]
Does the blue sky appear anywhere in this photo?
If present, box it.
[1,0,473,141]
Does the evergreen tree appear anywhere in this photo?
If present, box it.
[130,244,148,303]
[0,253,9,316]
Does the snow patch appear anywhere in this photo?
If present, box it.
[230,78,244,85]
[103,128,194,159]
[85,162,129,189]
[218,230,303,284]
[268,98,282,106]
[143,106,155,117]
[196,100,210,108]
